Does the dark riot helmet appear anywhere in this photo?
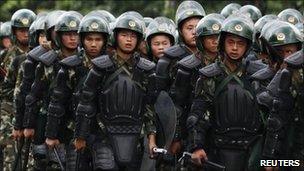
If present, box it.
[11,9,36,43]
[45,10,66,42]
[220,3,241,18]
[196,13,225,52]
[112,14,144,49]
[278,8,304,25]
[239,5,262,23]
[54,11,82,48]
[78,15,110,54]
[218,14,254,59]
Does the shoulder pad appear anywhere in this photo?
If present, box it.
[266,70,282,95]
[245,59,267,75]
[28,45,48,61]
[59,55,82,67]
[246,51,258,61]
[199,62,222,77]
[39,50,57,66]
[91,55,114,69]
[178,54,201,69]
[137,57,155,71]
[251,66,275,80]
[284,50,303,67]
[163,44,190,59]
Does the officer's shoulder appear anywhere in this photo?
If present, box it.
[59,54,82,67]
[245,59,267,75]
[91,55,114,69]
[199,62,222,77]
[251,66,275,80]
[163,44,188,59]
[284,50,303,67]
[178,54,201,69]
[137,57,155,71]
[39,50,57,66]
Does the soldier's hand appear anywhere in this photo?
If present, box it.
[45,138,60,149]
[191,149,208,166]
[41,41,52,50]
[169,140,181,155]
[12,129,24,140]
[74,138,86,151]
[23,128,35,138]
[148,142,157,159]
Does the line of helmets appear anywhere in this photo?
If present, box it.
[0,1,303,63]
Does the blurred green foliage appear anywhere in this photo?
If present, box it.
[0,0,303,22]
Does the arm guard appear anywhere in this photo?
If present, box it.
[45,68,71,139]
[187,76,211,152]
[263,69,294,159]
[23,63,47,128]
[74,68,102,139]
[14,59,37,129]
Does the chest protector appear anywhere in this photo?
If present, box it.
[100,72,145,165]
[213,77,261,144]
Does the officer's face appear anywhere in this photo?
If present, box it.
[224,34,248,60]
[38,32,48,46]
[1,37,12,49]
[275,43,298,59]
[181,17,200,47]
[202,34,219,53]
[61,31,79,50]
[15,27,29,45]
[117,30,138,54]
[83,33,105,58]
[151,34,172,58]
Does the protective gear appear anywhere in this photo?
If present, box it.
[253,15,278,52]
[0,21,12,48]
[263,69,294,159]
[196,13,224,52]
[239,5,262,23]
[175,0,206,30]
[278,8,304,25]
[144,17,154,27]
[284,49,303,67]
[146,17,176,56]
[46,67,71,139]
[45,10,65,41]
[78,15,110,50]
[113,14,144,48]
[11,9,36,43]
[76,54,155,167]
[15,46,48,129]
[54,11,82,48]
[0,21,11,38]
[92,142,116,170]
[28,15,47,48]
[220,3,241,18]
[262,20,303,47]
[218,15,254,58]
[11,9,36,28]
[154,91,177,149]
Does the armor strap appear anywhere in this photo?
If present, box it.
[215,73,243,97]
[104,66,131,88]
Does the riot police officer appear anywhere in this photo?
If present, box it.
[74,14,157,170]
[189,15,264,171]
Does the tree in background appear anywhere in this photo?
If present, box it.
[0,0,303,21]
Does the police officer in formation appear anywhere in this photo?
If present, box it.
[0,1,303,171]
